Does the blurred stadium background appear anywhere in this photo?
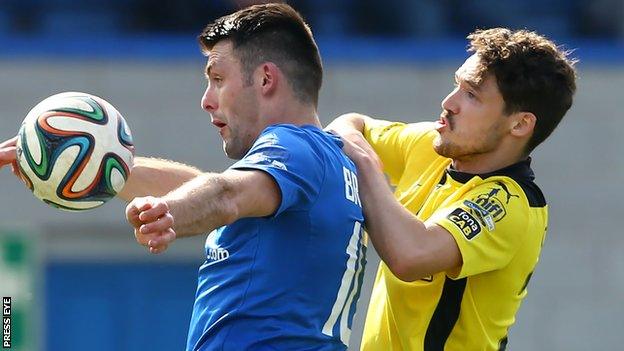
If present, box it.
[0,0,622,350]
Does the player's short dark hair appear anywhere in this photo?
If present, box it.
[198,3,323,106]
[467,28,577,155]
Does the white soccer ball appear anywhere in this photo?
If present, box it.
[16,92,134,211]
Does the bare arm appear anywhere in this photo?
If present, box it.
[126,168,280,253]
[117,157,203,202]
[163,169,280,237]
[326,112,368,135]
[353,151,461,281]
[332,115,462,282]
[1,135,201,199]
[0,136,21,178]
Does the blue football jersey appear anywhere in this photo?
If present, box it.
[186,124,367,350]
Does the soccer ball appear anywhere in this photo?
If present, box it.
[16,92,134,211]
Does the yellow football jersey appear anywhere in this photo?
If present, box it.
[360,120,548,351]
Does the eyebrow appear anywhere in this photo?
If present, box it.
[455,73,481,91]
[204,62,213,78]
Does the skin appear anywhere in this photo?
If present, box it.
[0,39,321,255]
[126,39,321,253]
[0,136,19,177]
[432,54,534,173]
[326,53,537,281]
[202,41,263,159]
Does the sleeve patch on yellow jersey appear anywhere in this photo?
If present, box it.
[470,185,514,223]
[463,200,496,231]
[448,208,482,239]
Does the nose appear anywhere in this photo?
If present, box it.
[441,88,459,115]
[201,85,217,112]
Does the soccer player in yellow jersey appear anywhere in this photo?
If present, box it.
[328,28,577,350]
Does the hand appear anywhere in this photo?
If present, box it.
[329,128,383,171]
[126,196,176,254]
[0,136,21,178]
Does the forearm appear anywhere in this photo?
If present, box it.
[118,157,203,202]
[357,157,457,281]
[357,158,426,276]
[163,172,239,238]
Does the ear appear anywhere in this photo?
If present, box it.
[256,62,279,97]
[510,112,536,138]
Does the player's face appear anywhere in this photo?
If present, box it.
[201,41,262,159]
[434,54,509,161]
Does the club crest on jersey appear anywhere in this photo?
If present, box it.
[448,208,481,239]
[463,200,495,231]
[470,183,516,224]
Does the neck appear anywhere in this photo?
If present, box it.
[263,99,321,128]
[451,145,526,174]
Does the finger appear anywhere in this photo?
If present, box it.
[135,229,150,246]
[351,137,383,170]
[11,161,19,177]
[139,212,174,235]
[138,201,170,223]
[137,198,154,212]
[125,203,143,228]
[0,146,17,167]
[129,196,154,212]
[147,228,176,248]
[126,196,156,225]
[0,136,18,149]
[135,230,162,246]
[362,144,383,170]
[149,243,169,254]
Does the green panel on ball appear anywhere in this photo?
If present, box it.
[54,96,106,122]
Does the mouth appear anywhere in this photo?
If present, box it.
[212,119,227,129]
[436,111,453,131]
[211,119,228,138]
[435,115,448,131]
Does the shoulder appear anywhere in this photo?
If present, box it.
[510,178,546,208]
[366,120,437,139]
[243,125,331,172]
[364,120,439,154]
[257,124,319,149]
[478,159,546,208]
[405,121,438,135]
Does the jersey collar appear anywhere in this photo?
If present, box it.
[445,158,535,184]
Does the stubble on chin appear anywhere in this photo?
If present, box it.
[433,134,453,158]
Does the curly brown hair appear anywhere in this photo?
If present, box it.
[467,28,577,154]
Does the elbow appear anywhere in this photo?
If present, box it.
[384,250,432,282]
[386,262,422,283]
[221,200,240,226]
[211,193,239,226]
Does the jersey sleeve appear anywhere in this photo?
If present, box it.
[230,126,323,217]
[363,120,436,185]
[425,180,530,279]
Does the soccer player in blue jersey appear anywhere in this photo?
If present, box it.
[120,4,367,350]
[0,4,366,349]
